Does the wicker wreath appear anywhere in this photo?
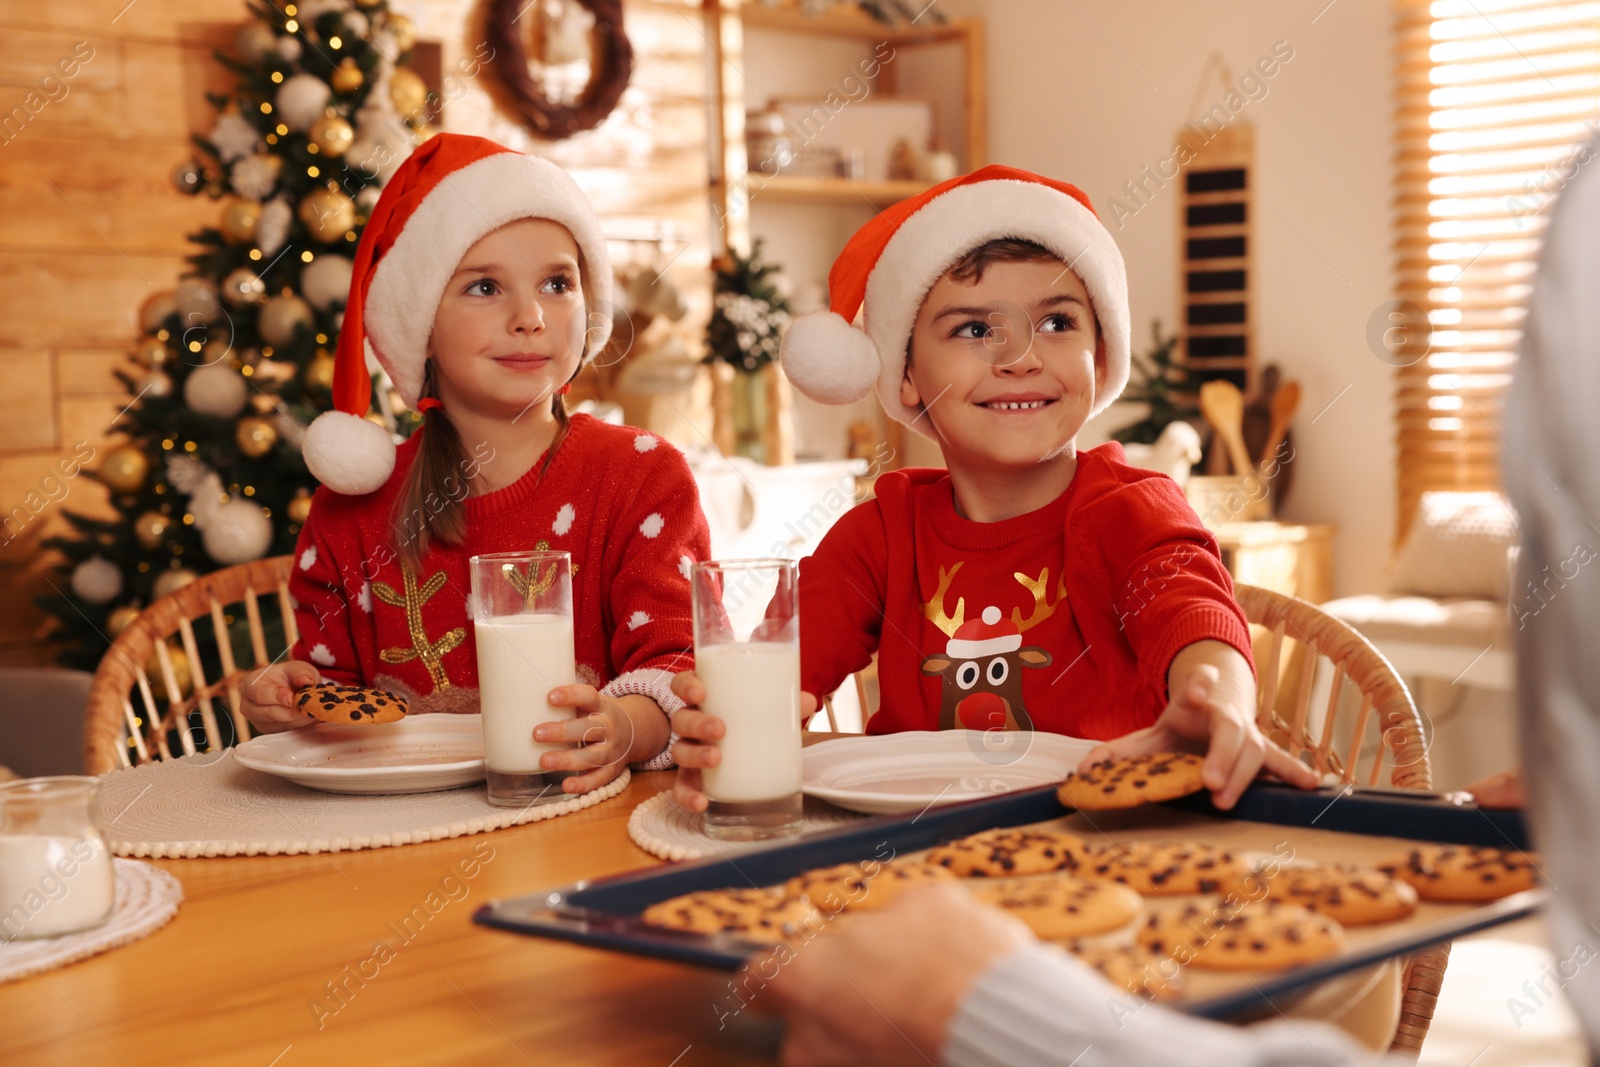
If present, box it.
[485,0,634,140]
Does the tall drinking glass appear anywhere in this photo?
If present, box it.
[691,558,803,841]
[470,551,576,807]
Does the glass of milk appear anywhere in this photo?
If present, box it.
[0,776,116,941]
[691,558,803,841]
[469,551,578,807]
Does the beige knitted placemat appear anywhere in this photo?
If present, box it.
[0,859,182,985]
[627,790,865,862]
[99,751,630,858]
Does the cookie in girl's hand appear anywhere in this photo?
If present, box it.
[295,684,408,724]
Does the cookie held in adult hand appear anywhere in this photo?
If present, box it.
[295,683,408,725]
[1057,752,1207,811]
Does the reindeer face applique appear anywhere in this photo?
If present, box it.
[920,562,1064,731]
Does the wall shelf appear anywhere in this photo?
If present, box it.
[756,175,935,207]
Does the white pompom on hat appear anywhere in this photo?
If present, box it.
[778,164,1131,441]
[303,133,614,495]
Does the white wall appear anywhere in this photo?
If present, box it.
[938,0,1397,596]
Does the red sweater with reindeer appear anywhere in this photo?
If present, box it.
[801,443,1254,741]
[288,415,709,740]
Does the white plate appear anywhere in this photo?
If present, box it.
[802,730,1098,815]
[233,714,486,795]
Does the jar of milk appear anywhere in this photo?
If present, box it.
[0,776,116,941]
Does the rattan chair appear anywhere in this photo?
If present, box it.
[84,556,298,775]
[1234,583,1444,1057]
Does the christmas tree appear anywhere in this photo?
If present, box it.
[1112,320,1202,446]
[39,0,431,673]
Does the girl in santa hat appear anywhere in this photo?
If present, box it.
[240,133,707,795]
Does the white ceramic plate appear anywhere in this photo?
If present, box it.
[233,714,486,795]
[802,730,1098,815]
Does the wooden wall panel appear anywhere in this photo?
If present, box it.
[0,0,714,666]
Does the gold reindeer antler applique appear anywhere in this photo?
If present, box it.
[922,562,968,638]
[1011,567,1067,632]
[374,568,466,691]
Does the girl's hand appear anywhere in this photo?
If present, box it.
[239,660,323,733]
[533,684,635,794]
[1078,657,1318,810]
[667,670,817,814]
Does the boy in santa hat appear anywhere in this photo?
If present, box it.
[670,165,1317,811]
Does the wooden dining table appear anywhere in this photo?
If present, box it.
[0,766,799,1067]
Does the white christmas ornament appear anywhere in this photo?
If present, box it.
[346,128,409,185]
[343,10,370,36]
[297,0,348,22]
[152,568,198,599]
[300,255,354,311]
[209,112,261,163]
[140,369,174,400]
[173,279,222,325]
[259,294,314,347]
[276,74,330,132]
[70,556,123,605]
[203,500,273,564]
[230,154,279,201]
[255,198,292,257]
[276,36,303,62]
[183,364,249,418]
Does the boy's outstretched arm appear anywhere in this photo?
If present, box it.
[1078,639,1319,810]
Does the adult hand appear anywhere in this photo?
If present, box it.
[765,884,1032,1067]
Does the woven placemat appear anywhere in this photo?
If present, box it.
[628,790,865,862]
[99,751,630,858]
[0,859,182,985]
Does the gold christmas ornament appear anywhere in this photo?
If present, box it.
[101,446,150,494]
[147,643,192,700]
[139,290,178,335]
[133,510,172,551]
[222,267,267,307]
[364,411,388,428]
[412,123,439,144]
[201,338,232,367]
[235,416,280,457]
[388,67,428,120]
[258,294,314,347]
[151,567,198,600]
[107,605,141,636]
[329,60,365,95]
[388,13,418,52]
[288,488,314,524]
[219,196,262,245]
[134,338,170,367]
[309,113,355,155]
[298,186,356,243]
[304,350,337,392]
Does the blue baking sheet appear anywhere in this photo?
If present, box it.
[473,782,1540,1019]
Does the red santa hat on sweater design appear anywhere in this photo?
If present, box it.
[778,165,1130,440]
[945,605,1022,660]
[303,133,613,496]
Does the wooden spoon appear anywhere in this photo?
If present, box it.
[1258,380,1301,477]
[1199,380,1253,475]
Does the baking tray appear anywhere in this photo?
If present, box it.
[473,782,1544,1019]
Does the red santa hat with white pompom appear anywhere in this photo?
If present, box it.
[302,133,613,496]
[777,165,1131,439]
